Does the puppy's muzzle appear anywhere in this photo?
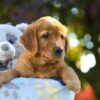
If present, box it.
[54,47,63,57]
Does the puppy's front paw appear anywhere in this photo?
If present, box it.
[66,79,81,93]
[0,72,7,85]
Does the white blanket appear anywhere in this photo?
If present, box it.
[0,77,75,100]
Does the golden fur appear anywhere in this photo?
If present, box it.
[0,16,81,93]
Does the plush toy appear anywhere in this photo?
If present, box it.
[7,23,28,69]
[0,23,28,70]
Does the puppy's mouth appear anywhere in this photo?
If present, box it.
[42,53,62,63]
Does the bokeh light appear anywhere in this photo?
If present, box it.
[68,32,79,48]
[80,53,96,73]
[71,7,79,15]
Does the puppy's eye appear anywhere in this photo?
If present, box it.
[60,35,64,39]
[42,32,50,39]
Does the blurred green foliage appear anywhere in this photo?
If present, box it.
[0,0,100,99]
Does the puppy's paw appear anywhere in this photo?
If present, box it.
[0,72,7,85]
[66,79,81,93]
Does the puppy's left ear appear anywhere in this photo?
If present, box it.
[19,23,38,56]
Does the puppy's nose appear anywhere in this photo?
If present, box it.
[1,44,9,51]
[54,47,63,56]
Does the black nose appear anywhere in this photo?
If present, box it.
[54,47,63,56]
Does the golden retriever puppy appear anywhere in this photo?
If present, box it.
[0,16,81,93]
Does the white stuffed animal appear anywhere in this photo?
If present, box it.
[7,23,28,69]
[0,23,28,69]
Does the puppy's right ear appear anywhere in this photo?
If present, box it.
[19,24,38,55]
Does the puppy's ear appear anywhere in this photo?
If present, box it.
[20,24,38,55]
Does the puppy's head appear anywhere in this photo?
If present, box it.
[20,16,68,63]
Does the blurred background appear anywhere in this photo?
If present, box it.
[0,0,100,99]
